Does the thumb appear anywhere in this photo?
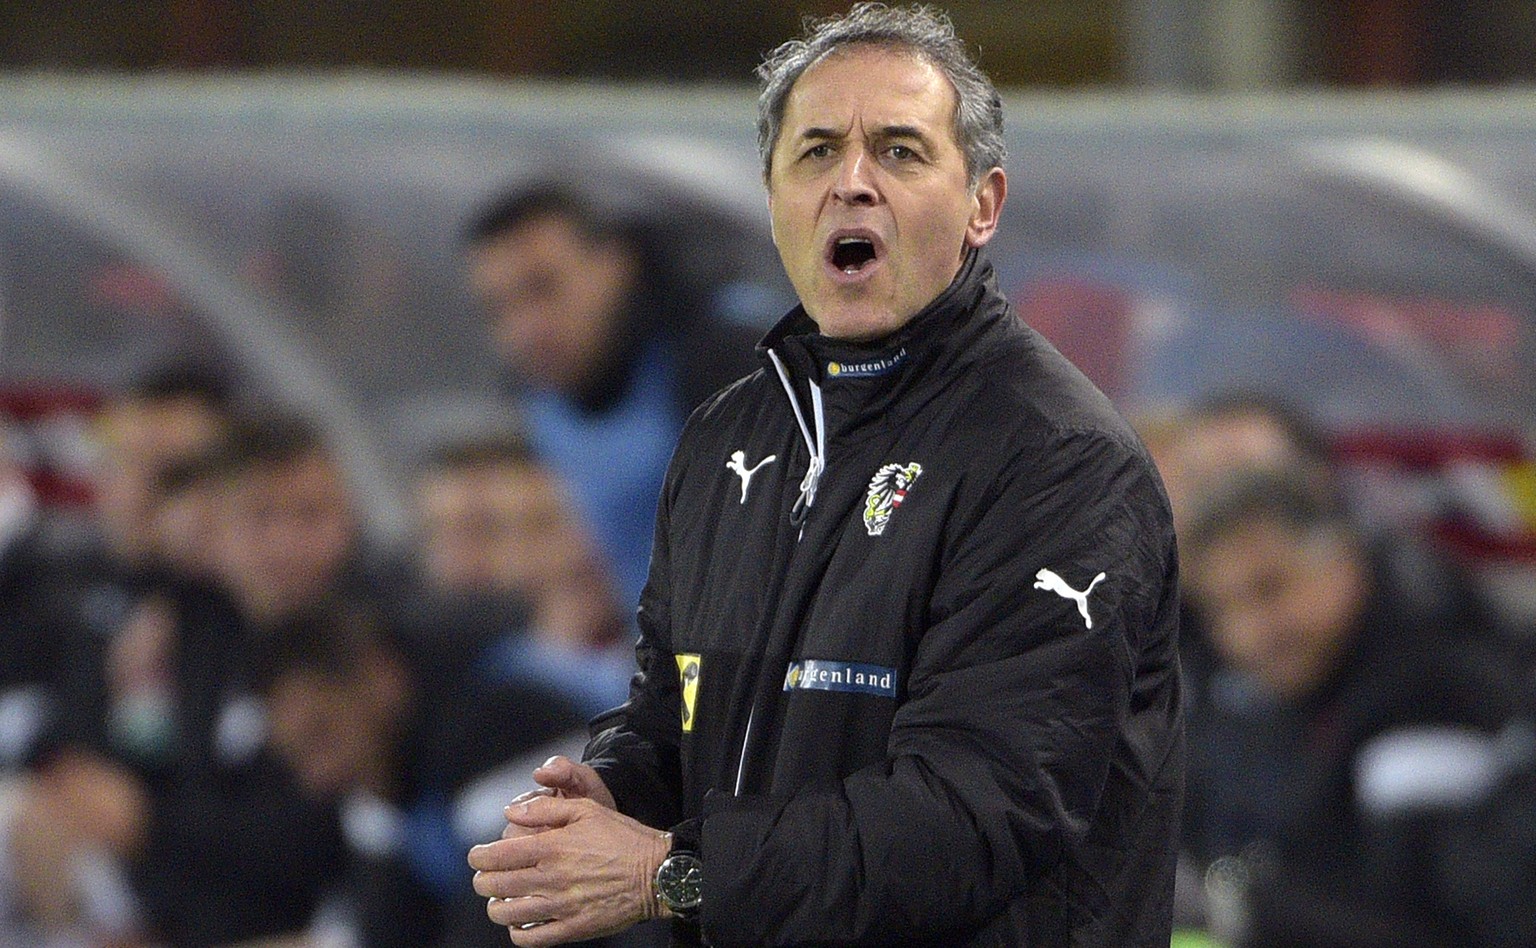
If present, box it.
[533,756,600,799]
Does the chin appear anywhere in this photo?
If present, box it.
[812,306,901,342]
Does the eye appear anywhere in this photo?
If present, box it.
[803,143,833,160]
[886,144,918,161]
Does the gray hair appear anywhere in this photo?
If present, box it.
[755,3,1007,185]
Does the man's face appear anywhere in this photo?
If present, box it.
[416,460,595,597]
[766,46,1005,341]
[215,453,356,625]
[1160,413,1302,537]
[467,214,637,393]
[267,669,394,798]
[95,397,225,564]
[1189,517,1367,701]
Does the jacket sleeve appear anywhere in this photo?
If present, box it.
[698,431,1180,945]
[583,440,687,832]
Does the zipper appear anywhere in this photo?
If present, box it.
[735,348,828,790]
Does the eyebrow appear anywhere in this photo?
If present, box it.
[793,123,931,144]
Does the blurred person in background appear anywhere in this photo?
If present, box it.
[208,412,383,629]
[7,408,353,947]
[462,179,764,617]
[0,422,93,941]
[411,433,633,717]
[0,421,81,772]
[86,362,234,580]
[254,597,589,948]
[1179,464,1536,947]
[1146,391,1525,698]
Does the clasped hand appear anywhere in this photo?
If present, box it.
[469,756,672,947]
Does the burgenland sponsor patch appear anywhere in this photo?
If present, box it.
[783,659,897,697]
[825,347,908,378]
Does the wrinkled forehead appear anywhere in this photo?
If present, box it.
[779,43,959,136]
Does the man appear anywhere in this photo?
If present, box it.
[463,179,768,614]
[469,5,1184,946]
[11,412,352,947]
[88,363,233,575]
[1179,465,1535,946]
[209,412,368,629]
[256,597,588,948]
[0,426,88,942]
[413,434,633,716]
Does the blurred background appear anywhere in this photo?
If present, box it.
[2,3,1536,946]
[3,0,1534,609]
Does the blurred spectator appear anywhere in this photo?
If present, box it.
[0,423,91,941]
[7,404,353,946]
[1179,464,1536,947]
[1137,391,1343,711]
[254,597,587,948]
[88,362,234,575]
[1146,391,1525,695]
[462,179,764,614]
[411,433,633,717]
[208,412,371,629]
[0,421,80,773]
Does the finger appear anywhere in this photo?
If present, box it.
[474,865,552,901]
[507,915,595,948]
[507,786,557,807]
[501,819,544,840]
[531,756,588,796]
[486,893,558,930]
[503,794,584,829]
[468,834,546,873]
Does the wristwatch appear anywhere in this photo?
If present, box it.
[654,847,703,920]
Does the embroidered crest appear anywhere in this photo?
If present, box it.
[862,462,923,536]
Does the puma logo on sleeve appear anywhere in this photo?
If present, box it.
[1033,568,1107,630]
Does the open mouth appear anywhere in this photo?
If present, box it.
[829,236,878,274]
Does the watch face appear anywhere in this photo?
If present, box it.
[657,853,703,911]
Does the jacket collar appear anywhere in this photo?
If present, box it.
[756,249,1010,432]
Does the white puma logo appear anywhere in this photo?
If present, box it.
[726,450,777,504]
[1033,568,1107,630]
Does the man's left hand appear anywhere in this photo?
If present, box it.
[469,795,672,946]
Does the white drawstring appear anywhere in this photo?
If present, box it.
[734,705,754,796]
[767,349,825,528]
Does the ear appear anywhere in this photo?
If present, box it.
[963,167,1007,249]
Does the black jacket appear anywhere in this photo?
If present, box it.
[586,252,1185,947]
[47,568,344,947]
[341,665,589,948]
[1184,538,1536,948]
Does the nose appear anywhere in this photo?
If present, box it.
[832,150,878,205]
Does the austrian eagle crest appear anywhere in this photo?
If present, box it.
[863,462,923,536]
